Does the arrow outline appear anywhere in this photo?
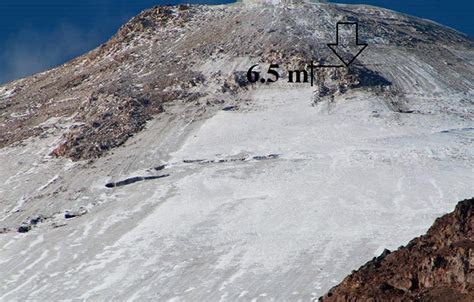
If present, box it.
[327,22,368,67]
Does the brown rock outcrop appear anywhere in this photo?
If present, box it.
[320,198,474,302]
[0,3,472,161]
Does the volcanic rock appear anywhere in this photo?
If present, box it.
[320,198,474,302]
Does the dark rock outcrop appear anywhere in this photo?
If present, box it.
[65,207,88,219]
[105,174,170,188]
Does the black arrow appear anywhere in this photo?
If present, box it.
[327,22,367,67]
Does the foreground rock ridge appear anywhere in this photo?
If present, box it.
[0,1,472,300]
[320,198,474,302]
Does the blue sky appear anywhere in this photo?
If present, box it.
[0,0,472,84]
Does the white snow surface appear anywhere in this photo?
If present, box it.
[0,85,472,300]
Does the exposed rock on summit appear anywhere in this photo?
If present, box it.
[0,1,472,160]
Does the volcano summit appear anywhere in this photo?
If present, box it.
[0,1,472,300]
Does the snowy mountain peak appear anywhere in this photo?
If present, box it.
[0,2,472,300]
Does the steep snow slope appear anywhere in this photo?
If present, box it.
[0,1,473,300]
[1,87,472,300]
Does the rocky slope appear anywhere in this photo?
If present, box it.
[320,198,474,302]
[0,1,472,160]
[0,1,472,300]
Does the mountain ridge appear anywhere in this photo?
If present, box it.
[0,2,472,160]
